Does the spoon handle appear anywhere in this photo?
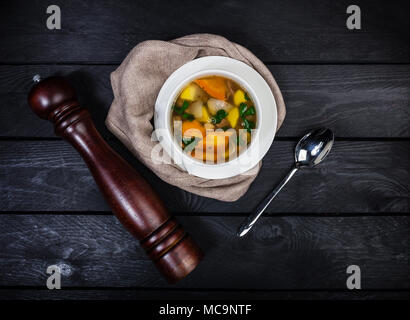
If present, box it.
[236,166,298,237]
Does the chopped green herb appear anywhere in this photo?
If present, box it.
[243,118,249,131]
[182,136,195,146]
[174,100,190,115]
[211,109,228,124]
[243,119,255,133]
[244,92,251,101]
[243,106,255,117]
[239,103,248,117]
[183,137,199,153]
[181,100,189,112]
[217,109,227,117]
[182,112,194,121]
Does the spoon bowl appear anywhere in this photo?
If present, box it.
[295,128,334,168]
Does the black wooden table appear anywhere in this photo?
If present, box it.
[0,0,409,300]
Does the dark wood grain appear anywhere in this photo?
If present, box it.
[0,0,409,63]
[0,65,113,138]
[1,140,409,213]
[1,289,409,300]
[1,64,410,138]
[0,214,409,289]
[0,0,409,299]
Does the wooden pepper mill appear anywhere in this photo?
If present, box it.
[28,75,203,283]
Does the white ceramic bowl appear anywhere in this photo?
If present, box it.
[154,56,277,179]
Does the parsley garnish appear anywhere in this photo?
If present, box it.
[182,113,194,121]
[174,100,190,115]
[243,119,255,133]
[211,109,228,124]
[243,106,255,117]
[239,103,248,117]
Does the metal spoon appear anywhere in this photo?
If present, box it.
[236,128,335,237]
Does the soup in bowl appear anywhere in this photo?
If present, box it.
[155,56,277,179]
[171,75,257,164]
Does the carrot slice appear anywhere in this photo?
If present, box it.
[182,120,206,138]
[193,131,234,163]
[194,78,227,100]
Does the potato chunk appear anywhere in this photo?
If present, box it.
[233,89,247,106]
[227,107,239,128]
[188,101,211,123]
[180,83,205,101]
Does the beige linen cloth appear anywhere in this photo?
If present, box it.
[106,34,286,202]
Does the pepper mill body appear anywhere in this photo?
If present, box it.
[28,76,203,283]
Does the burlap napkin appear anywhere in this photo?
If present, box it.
[106,34,286,202]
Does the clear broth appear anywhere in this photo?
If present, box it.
[171,76,257,164]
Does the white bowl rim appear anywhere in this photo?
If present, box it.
[154,56,277,179]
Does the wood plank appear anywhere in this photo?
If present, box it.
[0,0,409,63]
[0,214,409,289]
[1,64,410,138]
[1,140,409,213]
[1,289,409,300]
[0,65,113,138]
